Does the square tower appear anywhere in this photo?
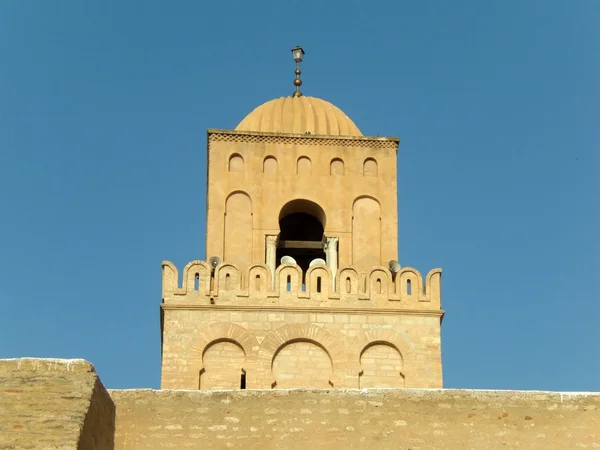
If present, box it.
[207,96,400,280]
[160,75,443,390]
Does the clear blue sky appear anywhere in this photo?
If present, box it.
[1,1,598,391]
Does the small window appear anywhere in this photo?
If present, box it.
[406,279,412,295]
[194,273,200,291]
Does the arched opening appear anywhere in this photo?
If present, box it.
[276,199,326,280]
[199,339,246,390]
[271,339,333,389]
[359,341,404,388]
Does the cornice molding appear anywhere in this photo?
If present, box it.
[161,303,444,318]
[207,129,399,150]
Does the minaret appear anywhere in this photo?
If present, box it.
[160,48,443,391]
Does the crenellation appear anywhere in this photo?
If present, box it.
[162,260,442,311]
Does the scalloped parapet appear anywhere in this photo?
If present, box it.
[162,260,442,310]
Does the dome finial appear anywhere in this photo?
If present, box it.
[291,46,305,98]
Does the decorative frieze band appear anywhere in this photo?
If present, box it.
[208,131,399,150]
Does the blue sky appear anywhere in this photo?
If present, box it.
[1,1,598,391]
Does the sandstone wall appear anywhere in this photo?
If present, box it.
[161,262,443,391]
[160,309,442,390]
[0,358,115,450]
[109,388,600,450]
[205,132,400,272]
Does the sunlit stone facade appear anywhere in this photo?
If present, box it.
[160,95,443,390]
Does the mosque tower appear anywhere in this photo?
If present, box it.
[160,47,443,390]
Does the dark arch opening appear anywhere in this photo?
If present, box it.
[278,199,326,229]
[276,199,326,280]
[279,213,323,241]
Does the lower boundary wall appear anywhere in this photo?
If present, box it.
[1,357,598,449]
[109,388,600,450]
[0,358,115,450]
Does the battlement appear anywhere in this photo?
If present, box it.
[162,260,441,311]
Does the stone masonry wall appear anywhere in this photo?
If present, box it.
[160,309,442,390]
[0,358,115,450]
[109,388,600,450]
[161,261,443,391]
[205,132,400,272]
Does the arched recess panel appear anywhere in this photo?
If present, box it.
[369,269,389,298]
[359,342,404,388]
[200,340,245,390]
[339,268,359,297]
[277,265,301,295]
[363,158,378,176]
[216,264,241,294]
[330,158,344,176]
[272,340,332,389]
[263,156,278,174]
[297,156,312,175]
[229,154,244,173]
[352,197,381,269]
[224,192,252,267]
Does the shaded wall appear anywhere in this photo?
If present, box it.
[0,358,115,450]
[109,388,600,450]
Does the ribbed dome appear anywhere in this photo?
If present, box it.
[235,96,362,136]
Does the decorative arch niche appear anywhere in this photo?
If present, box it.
[352,196,381,269]
[229,154,244,172]
[224,191,252,266]
[330,158,344,176]
[363,158,378,176]
[359,341,404,388]
[200,339,246,390]
[271,339,333,389]
[297,156,312,175]
[263,156,277,174]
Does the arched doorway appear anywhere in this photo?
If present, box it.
[276,199,327,280]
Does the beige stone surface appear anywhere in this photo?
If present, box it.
[235,96,362,136]
[204,130,400,273]
[0,358,115,450]
[161,94,443,391]
[160,262,443,390]
[109,388,600,449]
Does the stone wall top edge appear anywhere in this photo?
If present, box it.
[206,128,400,142]
[107,387,600,398]
[0,357,95,373]
[160,304,444,316]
